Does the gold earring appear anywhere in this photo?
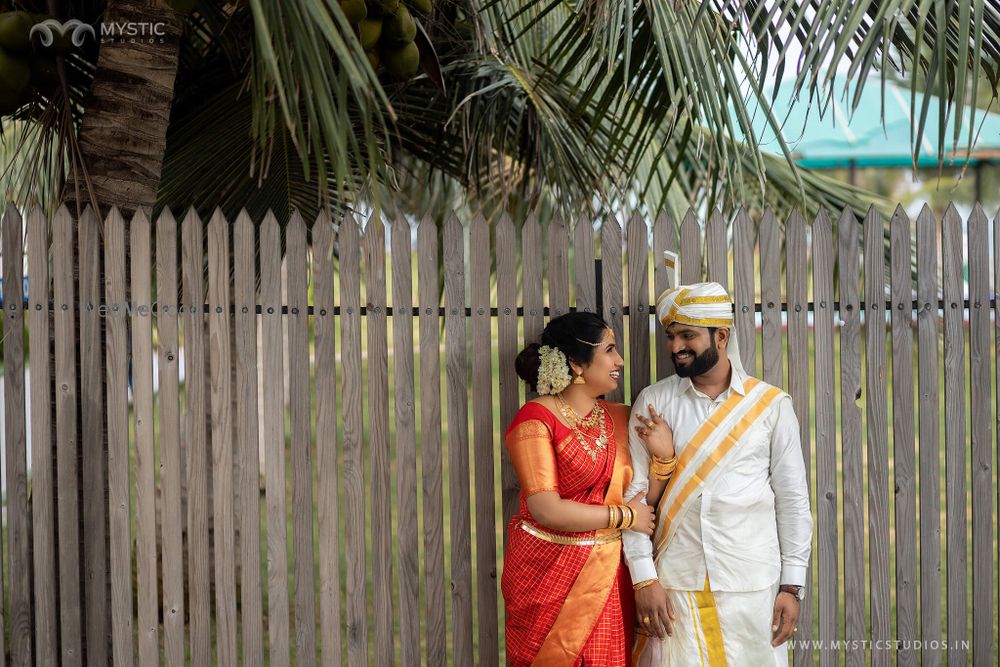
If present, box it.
[573,373,586,385]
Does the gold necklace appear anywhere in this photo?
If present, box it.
[555,395,610,461]
[555,393,603,429]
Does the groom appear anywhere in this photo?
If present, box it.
[623,273,813,666]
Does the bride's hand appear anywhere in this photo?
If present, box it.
[625,491,655,536]
[634,404,674,459]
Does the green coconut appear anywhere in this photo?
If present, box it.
[359,19,382,50]
[0,11,34,53]
[365,49,380,70]
[0,46,31,93]
[381,41,419,78]
[382,5,415,44]
[366,0,399,17]
[339,0,367,24]
[408,0,432,14]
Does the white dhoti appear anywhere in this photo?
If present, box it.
[633,580,789,667]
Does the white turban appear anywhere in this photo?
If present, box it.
[655,251,746,376]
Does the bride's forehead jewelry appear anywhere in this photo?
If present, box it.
[575,328,613,347]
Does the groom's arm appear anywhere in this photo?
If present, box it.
[769,396,813,586]
[623,389,657,585]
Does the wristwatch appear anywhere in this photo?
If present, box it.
[778,584,805,601]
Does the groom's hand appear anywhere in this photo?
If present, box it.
[770,593,799,646]
[635,583,675,639]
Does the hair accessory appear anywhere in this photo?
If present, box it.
[536,345,572,395]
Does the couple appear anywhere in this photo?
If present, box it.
[501,260,812,666]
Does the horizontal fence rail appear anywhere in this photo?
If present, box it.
[0,202,996,666]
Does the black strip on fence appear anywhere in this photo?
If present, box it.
[11,298,997,317]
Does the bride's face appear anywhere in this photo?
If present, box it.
[573,329,624,396]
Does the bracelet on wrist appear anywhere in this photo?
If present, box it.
[649,454,677,480]
[633,579,658,591]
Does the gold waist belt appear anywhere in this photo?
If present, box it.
[519,520,621,546]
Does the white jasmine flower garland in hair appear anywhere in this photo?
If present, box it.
[536,345,572,395]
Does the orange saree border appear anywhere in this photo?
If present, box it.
[531,404,633,666]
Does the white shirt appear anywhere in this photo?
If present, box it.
[622,367,812,592]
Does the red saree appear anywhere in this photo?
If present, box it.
[501,400,635,666]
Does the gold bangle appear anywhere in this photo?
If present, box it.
[633,579,658,591]
[609,505,621,530]
[621,505,634,530]
[649,455,677,480]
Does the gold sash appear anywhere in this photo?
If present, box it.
[653,379,784,558]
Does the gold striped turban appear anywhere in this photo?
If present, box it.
[655,251,746,375]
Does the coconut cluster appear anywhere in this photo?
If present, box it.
[341,0,429,79]
[0,11,73,115]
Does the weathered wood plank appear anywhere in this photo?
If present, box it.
[523,215,543,355]
[471,214,499,667]
[889,206,917,666]
[364,214,392,667]
[208,210,237,666]
[340,216,367,666]
[548,213,570,318]
[627,212,650,404]
[941,204,967,665]
[652,212,677,380]
[417,216,445,664]
[967,205,992,663]
[53,205,82,664]
[288,212,318,666]
[784,209,811,666]
[105,207,134,666]
[76,206,106,667]
[915,205,941,667]
[157,209,187,666]
[260,213,290,664]
[444,214,473,665]
[0,204,30,665]
[181,209,211,666]
[811,209,837,667]
[232,210,262,667]
[314,213,341,667]
[27,205,57,665]
[705,208,727,288]
[863,206,890,667]
[574,215,596,314]
[732,208,756,375]
[390,215,418,667]
[759,210,783,387]
[837,208,865,667]
[496,216,520,534]
[2,204,31,666]
[601,216,624,403]
[679,209,701,284]
[131,210,159,667]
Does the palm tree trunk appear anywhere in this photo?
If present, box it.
[53,1,183,660]
[63,1,183,215]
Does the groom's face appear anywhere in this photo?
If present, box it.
[665,323,722,378]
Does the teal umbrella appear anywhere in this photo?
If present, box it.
[742,77,1000,169]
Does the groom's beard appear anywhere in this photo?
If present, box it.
[672,345,720,378]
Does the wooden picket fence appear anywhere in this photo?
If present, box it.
[0,202,996,665]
